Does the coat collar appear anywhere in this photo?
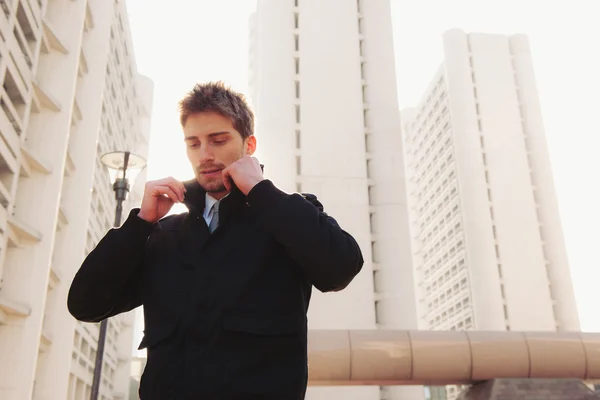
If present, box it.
[182,178,246,225]
[181,164,263,218]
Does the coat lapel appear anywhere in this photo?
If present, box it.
[179,179,249,268]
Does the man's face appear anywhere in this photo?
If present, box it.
[184,111,256,199]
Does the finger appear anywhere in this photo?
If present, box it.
[154,176,176,185]
[166,181,185,202]
[149,181,181,202]
[221,169,232,192]
[155,178,184,201]
[154,185,180,203]
[155,177,186,193]
[171,178,186,193]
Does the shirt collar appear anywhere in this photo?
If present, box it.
[203,193,228,219]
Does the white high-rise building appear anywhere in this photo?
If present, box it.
[0,1,152,399]
[401,29,580,399]
[249,1,423,399]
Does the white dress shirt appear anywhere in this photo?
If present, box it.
[202,193,230,229]
[203,193,219,227]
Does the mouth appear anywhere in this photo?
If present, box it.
[200,169,222,178]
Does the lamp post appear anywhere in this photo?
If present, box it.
[91,150,147,400]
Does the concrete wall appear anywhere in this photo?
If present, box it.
[0,1,152,399]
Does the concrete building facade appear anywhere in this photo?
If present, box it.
[401,29,580,399]
[0,0,152,399]
[249,1,423,399]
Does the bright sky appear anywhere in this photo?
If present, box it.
[126,1,600,332]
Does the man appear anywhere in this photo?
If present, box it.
[68,82,363,399]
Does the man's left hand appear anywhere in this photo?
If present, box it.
[222,156,264,195]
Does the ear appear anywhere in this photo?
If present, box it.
[244,135,257,156]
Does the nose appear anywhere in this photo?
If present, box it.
[198,144,215,163]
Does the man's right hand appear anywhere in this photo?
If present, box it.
[137,177,186,224]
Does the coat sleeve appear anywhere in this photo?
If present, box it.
[67,209,154,322]
[246,180,364,292]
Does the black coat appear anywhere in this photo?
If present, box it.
[67,179,364,399]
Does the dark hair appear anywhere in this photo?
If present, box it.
[178,81,254,139]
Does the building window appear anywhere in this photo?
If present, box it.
[295,130,301,149]
[370,212,377,233]
[294,57,300,75]
[295,80,300,99]
[295,105,300,123]
[294,12,299,29]
[294,35,299,51]
[295,155,301,175]
[371,240,378,263]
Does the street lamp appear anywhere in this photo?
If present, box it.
[91,150,147,400]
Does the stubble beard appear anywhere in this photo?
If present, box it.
[202,177,227,194]
[197,148,245,195]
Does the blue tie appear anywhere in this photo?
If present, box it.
[208,202,219,233]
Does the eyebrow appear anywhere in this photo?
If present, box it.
[184,131,230,141]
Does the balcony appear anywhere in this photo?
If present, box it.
[5,49,30,103]
[32,79,61,112]
[21,146,51,175]
[40,319,53,352]
[64,149,76,176]
[84,2,94,31]
[117,346,130,363]
[13,15,34,71]
[78,48,88,76]
[0,181,11,208]
[0,147,17,191]
[120,311,134,328]
[0,2,10,41]
[0,104,21,160]
[1,83,25,138]
[0,295,31,324]
[49,264,61,288]
[41,18,68,54]
[57,205,68,230]
[0,204,8,232]
[72,97,82,122]
[7,216,42,247]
